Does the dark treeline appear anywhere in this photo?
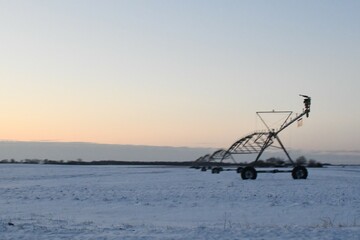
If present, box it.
[192,156,324,168]
[0,158,194,166]
[0,155,324,168]
[58,160,194,166]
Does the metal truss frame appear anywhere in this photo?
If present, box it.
[210,149,235,163]
[221,95,311,166]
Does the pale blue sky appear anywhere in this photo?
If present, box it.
[0,0,359,152]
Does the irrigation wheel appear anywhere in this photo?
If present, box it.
[292,166,308,179]
[241,166,257,180]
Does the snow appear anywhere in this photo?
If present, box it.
[0,164,359,239]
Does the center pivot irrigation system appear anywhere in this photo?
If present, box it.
[194,95,312,180]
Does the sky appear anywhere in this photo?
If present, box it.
[0,0,359,153]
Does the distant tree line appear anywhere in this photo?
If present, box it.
[192,155,324,168]
[251,156,323,168]
[0,158,194,166]
[0,155,323,167]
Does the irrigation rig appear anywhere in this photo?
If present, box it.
[194,95,312,180]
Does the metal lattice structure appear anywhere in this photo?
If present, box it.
[221,95,311,168]
[210,149,234,162]
[222,131,271,156]
[194,154,211,164]
[195,95,312,179]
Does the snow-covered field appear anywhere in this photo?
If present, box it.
[0,164,359,239]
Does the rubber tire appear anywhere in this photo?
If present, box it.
[292,166,308,179]
[241,166,257,180]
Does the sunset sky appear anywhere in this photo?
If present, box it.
[1,0,359,152]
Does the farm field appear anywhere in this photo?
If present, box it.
[0,164,359,239]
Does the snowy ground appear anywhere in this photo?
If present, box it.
[0,164,359,239]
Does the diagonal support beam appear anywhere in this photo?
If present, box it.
[252,133,275,165]
[274,135,295,165]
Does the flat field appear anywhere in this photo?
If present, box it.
[0,164,359,239]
